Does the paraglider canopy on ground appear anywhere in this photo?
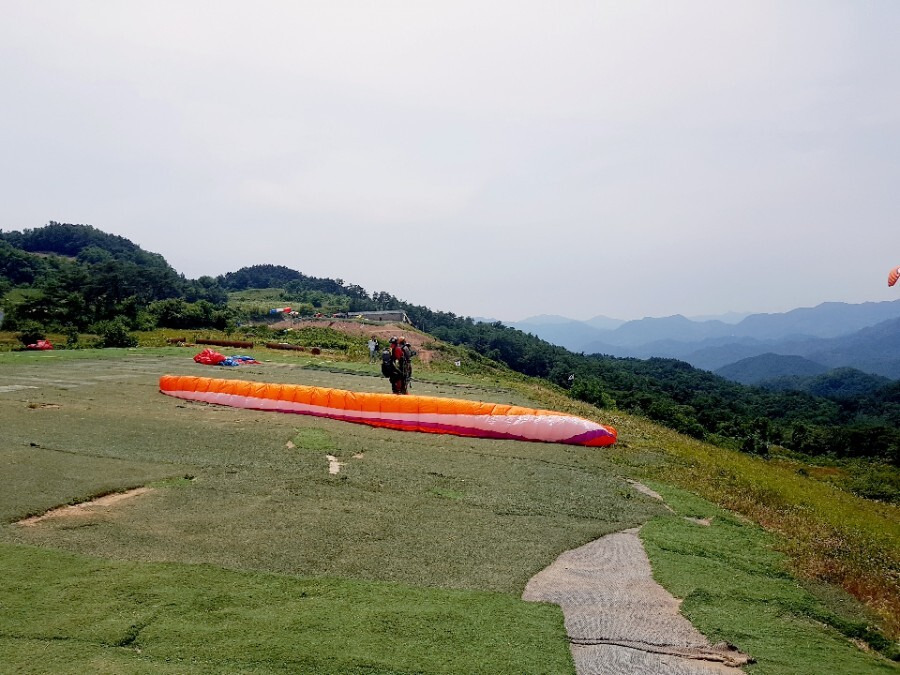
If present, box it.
[193,348,260,367]
[160,375,618,447]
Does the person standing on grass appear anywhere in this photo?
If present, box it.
[399,337,413,392]
[368,336,379,363]
[392,336,409,394]
[382,337,405,394]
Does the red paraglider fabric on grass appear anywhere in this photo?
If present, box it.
[193,348,226,365]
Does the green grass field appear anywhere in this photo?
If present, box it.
[641,486,897,673]
[1,347,897,672]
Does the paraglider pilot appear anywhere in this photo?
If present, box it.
[381,337,406,394]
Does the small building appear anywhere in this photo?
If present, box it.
[353,310,411,324]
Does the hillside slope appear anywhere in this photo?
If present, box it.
[716,353,830,385]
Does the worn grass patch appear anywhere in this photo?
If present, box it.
[3,346,897,670]
[5,418,659,592]
[0,543,572,674]
[1,352,661,593]
[0,349,665,672]
[1,446,185,523]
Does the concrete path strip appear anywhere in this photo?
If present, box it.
[523,528,750,674]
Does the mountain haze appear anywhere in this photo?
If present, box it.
[715,354,830,385]
[758,367,894,399]
[511,301,900,380]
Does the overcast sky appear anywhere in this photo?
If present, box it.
[2,1,898,322]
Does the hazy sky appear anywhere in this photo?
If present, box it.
[3,1,899,321]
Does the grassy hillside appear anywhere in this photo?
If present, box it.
[1,340,897,671]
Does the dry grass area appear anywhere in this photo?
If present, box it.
[613,420,900,641]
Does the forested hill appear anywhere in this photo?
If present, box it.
[1,223,898,471]
[0,222,226,330]
[3,221,169,265]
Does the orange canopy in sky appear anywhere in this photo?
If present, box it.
[889,266,900,287]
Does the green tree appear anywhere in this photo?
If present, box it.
[16,321,45,346]
[93,318,138,348]
[570,377,616,409]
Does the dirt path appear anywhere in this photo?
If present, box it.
[271,319,437,363]
[524,486,750,674]
[17,487,153,526]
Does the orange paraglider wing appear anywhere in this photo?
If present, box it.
[889,266,900,287]
[159,375,617,447]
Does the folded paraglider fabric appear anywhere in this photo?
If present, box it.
[221,355,261,366]
[159,374,617,447]
[26,339,53,350]
[193,350,260,366]
[194,348,226,365]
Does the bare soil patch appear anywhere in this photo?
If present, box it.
[685,516,714,527]
[269,319,437,364]
[17,487,153,526]
[628,479,674,512]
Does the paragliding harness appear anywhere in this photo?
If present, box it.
[380,349,396,379]
[382,348,407,394]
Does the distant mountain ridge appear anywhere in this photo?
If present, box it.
[509,300,900,380]
[715,354,830,385]
[756,367,894,400]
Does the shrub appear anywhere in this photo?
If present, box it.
[844,464,900,503]
[570,377,616,409]
[93,318,138,348]
[64,325,80,349]
[16,321,45,346]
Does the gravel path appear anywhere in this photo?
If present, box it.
[523,527,750,674]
